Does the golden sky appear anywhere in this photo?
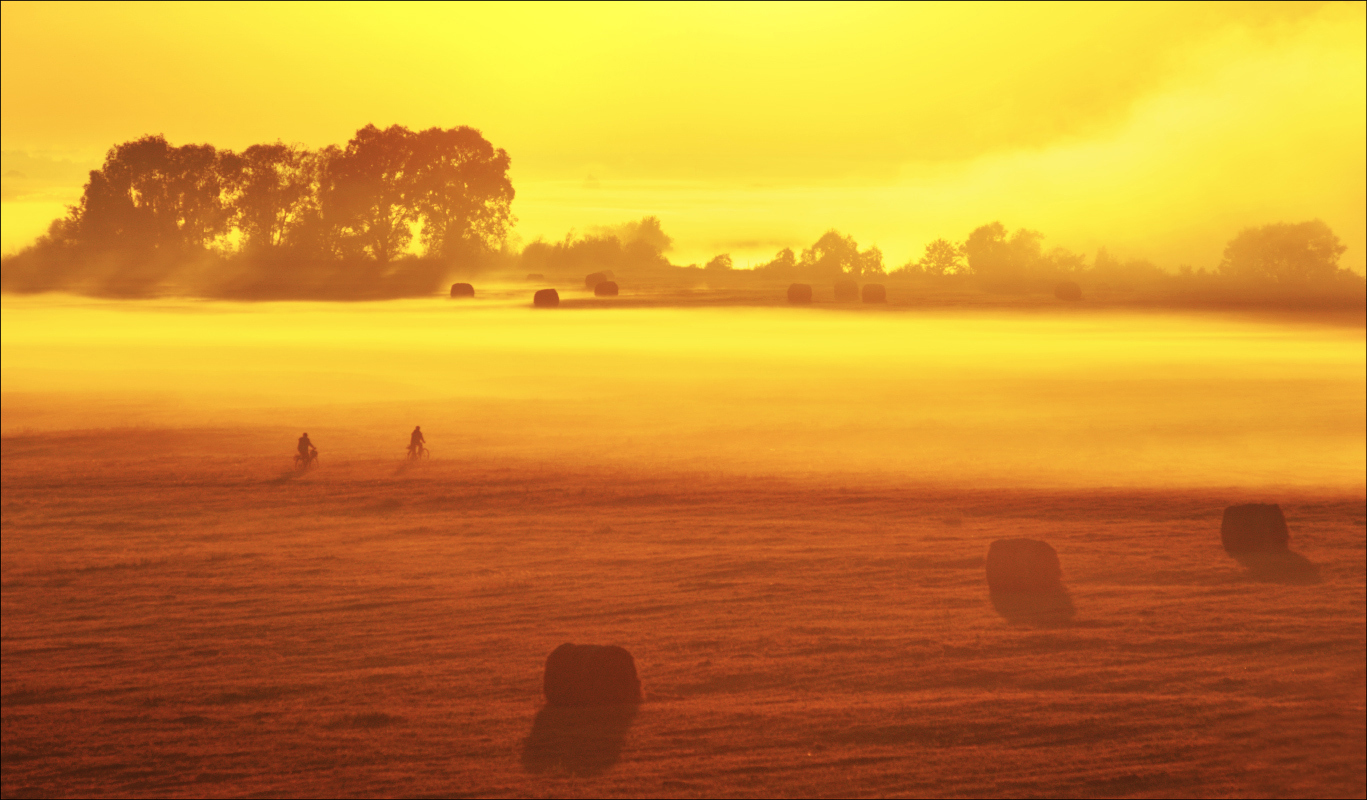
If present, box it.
[2,1,1364,270]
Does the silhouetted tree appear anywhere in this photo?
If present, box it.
[70,135,235,254]
[755,247,798,277]
[518,217,672,278]
[917,238,965,276]
[857,245,886,276]
[1219,220,1347,284]
[784,230,882,278]
[799,230,860,277]
[228,142,319,252]
[409,126,514,263]
[319,124,417,263]
[705,253,734,271]
[962,222,1045,279]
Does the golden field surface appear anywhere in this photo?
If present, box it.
[2,293,1364,797]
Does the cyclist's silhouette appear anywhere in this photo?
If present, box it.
[295,432,318,469]
[407,426,426,459]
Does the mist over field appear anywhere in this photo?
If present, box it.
[3,294,1363,488]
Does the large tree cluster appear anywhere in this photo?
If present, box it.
[2,125,513,298]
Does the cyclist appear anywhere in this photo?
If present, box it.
[407,426,426,459]
[298,432,314,460]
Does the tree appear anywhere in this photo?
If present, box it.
[705,253,733,271]
[917,238,965,276]
[856,246,885,276]
[961,221,1047,280]
[1219,220,1347,284]
[320,124,417,263]
[799,230,861,277]
[228,142,319,252]
[409,126,514,262]
[755,247,798,277]
[72,135,235,253]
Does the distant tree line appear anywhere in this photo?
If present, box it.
[692,219,1360,299]
[1,125,1360,304]
[519,217,674,277]
[1,125,513,298]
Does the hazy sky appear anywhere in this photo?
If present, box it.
[2,1,1363,269]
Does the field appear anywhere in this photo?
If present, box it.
[2,295,1364,797]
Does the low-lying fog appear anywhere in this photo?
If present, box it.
[3,293,1362,488]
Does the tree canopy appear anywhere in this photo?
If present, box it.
[1219,220,1346,284]
[2,125,514,297]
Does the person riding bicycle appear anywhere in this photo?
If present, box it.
[407,426,425,458]
[298,432,314,459]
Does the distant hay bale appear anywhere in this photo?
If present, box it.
[787,283,813,304]
[1054,280,1083,301]
[544,643,642,707]
[862,283,887,303]
[1221,503,1289,556]
[594,280,619,297]
[585,271,615,289]
[834,279,859,302]
[533,288,560,308]
[985,538,1063,593]
[449,282,475,298]
[526,273,544,281]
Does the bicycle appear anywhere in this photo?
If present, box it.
[406,445,430,461]
[294,446,319,471]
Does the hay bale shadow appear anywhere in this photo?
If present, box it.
[1234,550,1321,585]
[989,588,1076,627]
[520,703,638,776]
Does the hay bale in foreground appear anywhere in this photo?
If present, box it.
[1054,280,1083,301]
[833,279,859,302]
[544,643,642,707]
[787,283,813,304]
[985,538,1063,593]
[450,282,475,298]
[594,280,619,297]
[862,283,887,303]
[533,288,560,308]
[585,270,615,289]
[1221,503,1289,556]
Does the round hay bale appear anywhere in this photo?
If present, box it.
[1054,280,1082,301]
[787,283,813,304]
[594,280,619,297]
[449,282,475,298]
[544,643,642,707]
[585,270,615,289]
[1221,503,1289,556]
[985,538,1063,593]
[833,279,859,302]
[533,288,560,308]
[862,283,887,303]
